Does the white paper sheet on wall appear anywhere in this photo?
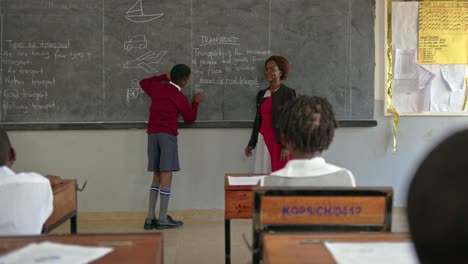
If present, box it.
[394,49,418,80]
[450,90,466,109]
[392,2,419,50]
[394,66,435,96]
[423,64,467,112]
[441,65,466,92]
[392,2,424,112]
[419,66,436,89]
[392,86,430,112]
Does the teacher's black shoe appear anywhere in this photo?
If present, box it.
[155,215,183,229]
[143,218,157,230]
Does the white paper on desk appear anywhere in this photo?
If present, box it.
[324,241,419,264]
[0,241,113,264]
[228,176,267,185]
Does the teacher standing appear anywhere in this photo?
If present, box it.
[245,55,296,172]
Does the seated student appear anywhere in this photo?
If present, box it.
[407,129,468,264]
[0,128,54,235]
[260,96,355,187]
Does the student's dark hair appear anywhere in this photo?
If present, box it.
[0,128,11,166]
[277,96,337,153]
[407,129,468,264]
[265,56,290,80]
[170,64,191,85]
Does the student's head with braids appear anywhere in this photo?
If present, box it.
[277,96,338,159]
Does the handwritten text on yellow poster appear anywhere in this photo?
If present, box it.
[418,2,468,64]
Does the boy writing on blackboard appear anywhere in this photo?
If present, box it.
[140,64,204,229]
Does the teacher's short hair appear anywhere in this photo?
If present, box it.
[265,56,290,80]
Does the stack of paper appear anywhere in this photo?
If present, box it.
[227,175,267,186]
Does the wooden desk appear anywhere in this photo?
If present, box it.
[252,187,393,263]
[224,173,265,264]
[43,179,77,234]
[262,232,410,264]
[0,233,163,264]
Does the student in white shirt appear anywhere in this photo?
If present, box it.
[260,96,355,187]
[0,128,54,235]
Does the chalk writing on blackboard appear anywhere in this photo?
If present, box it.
[125,0,163,23]
[123,50,167,73]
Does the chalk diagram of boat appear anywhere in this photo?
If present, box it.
[124,35,148,51]
[123,50,167,73]
[126,0,163,23]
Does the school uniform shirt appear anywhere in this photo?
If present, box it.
[260,157,356,187]
[0,166,53,235]
[139,74,199,135]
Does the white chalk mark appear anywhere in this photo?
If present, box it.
[125,0,164,23]
[123,50,167,73]
[124,35,148,51]
[126,79,143,103]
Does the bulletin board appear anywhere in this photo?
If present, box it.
[386,0,468,116]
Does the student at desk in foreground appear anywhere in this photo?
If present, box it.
[407,129,468,264]
[0,128,54,235]
[260,96,355,187]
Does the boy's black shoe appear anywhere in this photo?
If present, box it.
[143,218,157,230]
[155,215,183,229]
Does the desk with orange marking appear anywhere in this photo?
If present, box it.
[262,232,410,264]
[42,178,77,234]
[252,187,394,263]
[0,233,163,264]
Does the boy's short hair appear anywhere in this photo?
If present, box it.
[407,129,468,264]
[265,56,290,80]
[170,64,191,84]
[0,128,11,166]
[277,96,337,153]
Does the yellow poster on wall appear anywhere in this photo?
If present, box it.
[418,2,468,64]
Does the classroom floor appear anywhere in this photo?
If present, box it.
[51,208,409,264]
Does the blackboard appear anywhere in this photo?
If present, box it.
[0,0,376,129]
